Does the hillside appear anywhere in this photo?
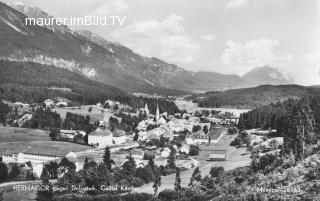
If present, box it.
[187,85,320,108]
[0,60,128,104]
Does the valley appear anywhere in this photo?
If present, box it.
[0,1,319,201]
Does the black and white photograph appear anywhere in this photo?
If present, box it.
[0,0,319,200]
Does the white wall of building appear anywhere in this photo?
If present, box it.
[1,153,59,164]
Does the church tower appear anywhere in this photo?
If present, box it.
[144,102,149,116]
[156,99,160,121]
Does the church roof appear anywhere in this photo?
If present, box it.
[89,127,113,136]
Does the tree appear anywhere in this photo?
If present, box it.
[44,162,59,179]
[189,145,199,156]
[192,125,201,133]
[49,128,59,140]
[113,104,119,111]
[174,168,181,200]
[147,157,156,171]
[0,163,8,182]
[122,153,136,176]
[26,161,32,168]
[203,125,208,134]
[167,148,176,169]
[189,167,201,187]
[133,133,139,141]
[238,114,245,131]
[37,168,53,201]
[247,145,254,154]
[0,102,10,124]
[59,158,76,171]
[103,146,114,171]
[153,169,161,198]
[201,176,215,191]
[209,166,224,178]
[83,156,89,170]
[227,127,238,135]
[9,164,20,180]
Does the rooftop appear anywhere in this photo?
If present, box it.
[211,150,227,155]
[89,127,113,136]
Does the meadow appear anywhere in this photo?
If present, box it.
[0,127,50,142]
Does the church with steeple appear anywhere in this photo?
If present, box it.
[138,99,167,126]
[155,99,166,125]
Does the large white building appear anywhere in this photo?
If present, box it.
[1,152,59,164]
[88,127,127,148]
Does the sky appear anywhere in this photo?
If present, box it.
[4,0,320,85]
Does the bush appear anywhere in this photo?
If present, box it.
[158,189,178,201]
[227,127,238,135]
[192,125,202,133]
[143,152,155,160]
[135,167,154,183]
[230,132,250,147]
[189,145,199,156]
[131,177,145,187]
[209,166,224,178]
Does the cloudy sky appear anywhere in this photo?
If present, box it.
[5,0,320,85]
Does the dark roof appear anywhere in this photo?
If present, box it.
[211,150,227,155]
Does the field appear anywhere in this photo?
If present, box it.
[0,141,92,157]
[53,105,105,124]
[0,127,50,142]
[0,127,92,156]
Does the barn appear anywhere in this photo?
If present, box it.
[209,150,227,161]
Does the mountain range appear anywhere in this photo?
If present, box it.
[0,1,292,96]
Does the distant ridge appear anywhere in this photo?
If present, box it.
[187,85,320,108]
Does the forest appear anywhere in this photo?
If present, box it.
[0,60,128,105]
[239,95,320,160]
[187,85,320,108]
